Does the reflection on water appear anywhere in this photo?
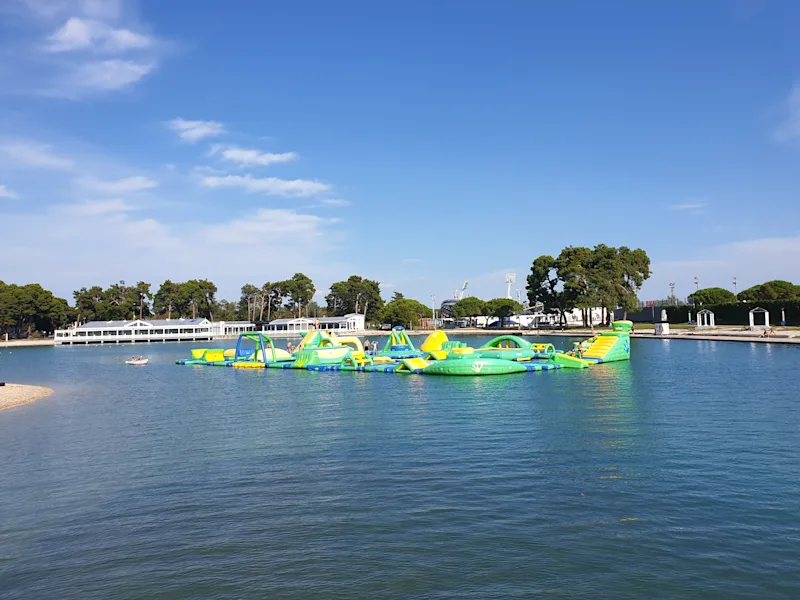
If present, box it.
[2,337,800,599]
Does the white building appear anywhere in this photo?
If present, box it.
[262,313,366,335]
[54,319,254,345]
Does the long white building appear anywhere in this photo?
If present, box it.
[261,313,366,336]
[54,318,254,345]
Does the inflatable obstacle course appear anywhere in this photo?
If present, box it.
[177,322,632,377]
[378,326,425,359]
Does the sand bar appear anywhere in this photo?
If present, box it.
[0,384,54,411]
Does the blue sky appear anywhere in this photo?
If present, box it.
[1,0,799,306]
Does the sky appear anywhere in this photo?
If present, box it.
[1,0,799,307]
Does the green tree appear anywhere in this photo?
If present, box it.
[484,298,523,327]
[73,285,106,322]
[237,283,261,321]
[215,299,239,321]
[379,298,432,328]
[452,297,486,326]
[325,275,384,321]
[617,247,651,317]
[688,287,737,306]
[738,280,800,302]
[306,300,326,318]
[527,255,571,326]
[283,273,316,317]
[0,282,71,338]
[153,280,183,319]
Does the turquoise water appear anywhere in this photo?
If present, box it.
[1,337,799,599]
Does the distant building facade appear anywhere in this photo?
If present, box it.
[54,318,255,345]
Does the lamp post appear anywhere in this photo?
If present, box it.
[669,282,675,305]
[694,276,699,293]
[431,295,436,330]
[733,277,737,296]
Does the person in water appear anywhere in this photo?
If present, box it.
[286,341,295,353]
[363,339,371,355]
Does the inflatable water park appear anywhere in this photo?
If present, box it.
[176,321,633,376]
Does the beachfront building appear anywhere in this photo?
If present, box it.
[261,313,366,335]
[54,319,254,345]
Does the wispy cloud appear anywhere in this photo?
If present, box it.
[209,144,298,167]
[0,201,343,300]
[0,141,74,170]
[773,84,800,144]
[645,233,800,299]
[201,174,331,197]
[401,257,421,263]
[75,175,157,194]
[320,198,350,207]
[45,17,153,53]
[203,209,333,244]
[19,0,125,22]
[667,202,707,212]
[2,0,163,98]
[60,198,139,216]
[0,184,20,200]
[167,118,225,142]
[58,59,154,95]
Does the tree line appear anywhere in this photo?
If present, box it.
[689,280,800,306]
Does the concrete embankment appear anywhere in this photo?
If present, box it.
[0,339,55,348]
[0,384,55,411]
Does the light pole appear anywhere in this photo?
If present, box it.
[669,282,676,305]
[694,276,699,292]
[431,294,436,330]
[733,277,737,296]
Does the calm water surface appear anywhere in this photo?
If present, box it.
[1,337,799,599]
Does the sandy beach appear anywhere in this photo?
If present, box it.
[0,384,54,411]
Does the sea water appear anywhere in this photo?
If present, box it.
[1,337,799,598]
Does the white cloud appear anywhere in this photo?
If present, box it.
[167,118,226,142]
[203,209,332,244]
[77,0,123,22]
[64,59,154,93]
[401,257,420,263]
[60,198,138,215]
[75,175,157,194]
[45,17,152,53]
[320,198,350,207]
[0,201,343,301]
[667,202,707,211]
[773,84,800,144]
[644,234,800,300]
[209,144,298,167]
[0,141,74,170]
[3,0,162,98]
[201,174,331,197]
[18,0,124,22]
[0,184,20,200]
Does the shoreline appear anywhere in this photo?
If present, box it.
[0,384,55,411]
[3,327,799,348]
